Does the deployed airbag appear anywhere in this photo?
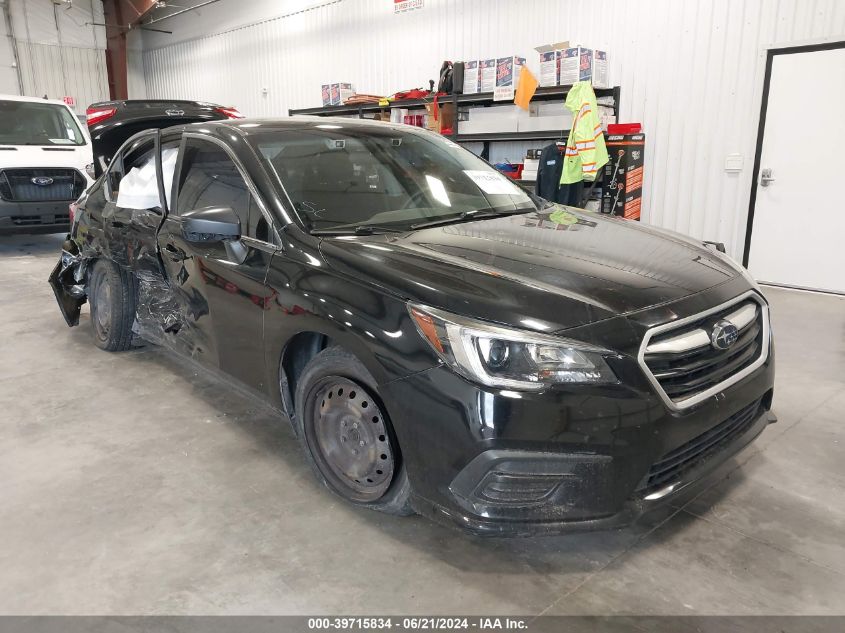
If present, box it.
[116,147,178,210]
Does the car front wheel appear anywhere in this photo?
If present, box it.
[88,259,136,352]
[294,346,413,515]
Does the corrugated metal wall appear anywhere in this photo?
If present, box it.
[140,0,845,258]
[7,0,108,111]
[0,2,22,94]
[17,42,108,110]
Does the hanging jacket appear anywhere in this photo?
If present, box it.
[535,143,583,205]
[560,81,609,184]
[535,143,564,200]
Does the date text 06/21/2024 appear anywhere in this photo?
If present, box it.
[307,617,529,630]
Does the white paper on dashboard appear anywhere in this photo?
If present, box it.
[463,170,520,195]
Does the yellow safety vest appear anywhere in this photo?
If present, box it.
[560,81,609,184]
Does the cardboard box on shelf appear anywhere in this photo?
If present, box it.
[480,59,497,93]
[458,105,520,134]
[538,51,560,87]
[328,83,354,105]
[517,117,568,133]
[601,133,645,220]
[592,50,609,89]
[535,41,570,87]
[521,154,540,181]
[559,47,593,85]
[494,56,526,101]
[517,101,570,133]
[462,60,480,94]
[495,56,526,88]
[321,85,332,106]
[425,102,455,134]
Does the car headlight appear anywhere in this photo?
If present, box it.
[408,304,618,390]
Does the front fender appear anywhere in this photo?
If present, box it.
[262,254,439,411]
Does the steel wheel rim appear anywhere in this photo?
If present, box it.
[91,272,112,338]
[308,377,395,502]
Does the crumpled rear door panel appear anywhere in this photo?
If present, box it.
[48,244,88,327]
[49,130,177,339]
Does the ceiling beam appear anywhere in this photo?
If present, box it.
[101,0,160,100]
[118,0,158,25]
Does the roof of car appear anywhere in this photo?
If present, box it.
[0,94,73,106]
[206,116,414,135]
[89,99,222,108]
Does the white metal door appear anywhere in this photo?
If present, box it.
[747,45,845,294]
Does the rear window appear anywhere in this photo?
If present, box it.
[0,100,86,146]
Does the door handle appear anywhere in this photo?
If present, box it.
[760,168,775,187]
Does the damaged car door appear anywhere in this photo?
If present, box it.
[155,133,279,392]
[49,130,171,328]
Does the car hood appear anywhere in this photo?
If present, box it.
[0,144,92,167]
[318,208,739,332]
[0,145,95,187]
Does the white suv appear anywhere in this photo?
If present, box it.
[0,95,95,234]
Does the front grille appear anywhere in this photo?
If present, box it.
[638,398,763,495]
[642,295,766,406]
[0,168,85,202]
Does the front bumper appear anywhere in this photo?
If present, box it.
[381,283,776,536]
[0,199,72,233]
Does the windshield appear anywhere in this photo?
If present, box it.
[249,124,538,231]
[0,100,86,147]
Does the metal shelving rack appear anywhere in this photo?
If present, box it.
[289,86,619,136]
[288,85,621,193]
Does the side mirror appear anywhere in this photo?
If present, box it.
[181,206,248,264]
[181,206,241,243]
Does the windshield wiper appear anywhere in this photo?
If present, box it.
[310,208,535,235]
[310,224,407,236]
[409,208,534,230]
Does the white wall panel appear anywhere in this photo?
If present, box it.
[5,0,107,111]
[10,0,105,48]
[16,42,108,110]
[139,0,845,258]
[126,29,147,100]
[0,2,22,94]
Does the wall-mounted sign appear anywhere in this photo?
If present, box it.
[62,96,75,106]
[394,0,423,14]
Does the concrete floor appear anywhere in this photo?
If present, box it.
[0,232,843,616]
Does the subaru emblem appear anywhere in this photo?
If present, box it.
[710,319,739,350]
[31,176,54,186]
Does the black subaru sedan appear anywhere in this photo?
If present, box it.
[49,117,775,535]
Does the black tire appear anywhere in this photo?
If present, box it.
[88,259,136,352]
[294,346,414,516]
